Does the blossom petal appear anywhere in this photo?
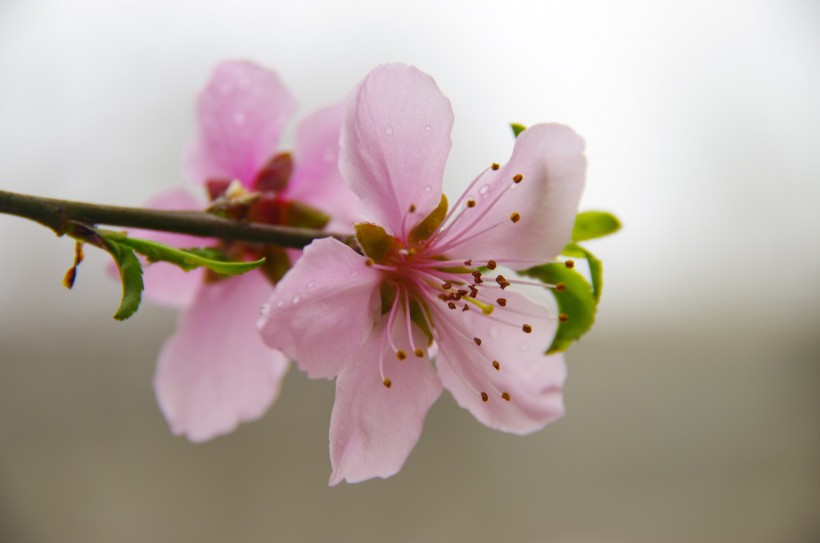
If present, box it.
[285,104,361,233]
[340,63,453,236]
[154,271,288,442]
[118,187,206,308]
[258,237,382,379]
[433,289,565,434]
[329,313,442,485]
[438,124,586,264]
[185,61,297,187]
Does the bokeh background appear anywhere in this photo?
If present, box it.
[1,1,819,542]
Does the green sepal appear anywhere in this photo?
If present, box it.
[355,223,400,264]
[280,201,330,230]
[258,245,291,284]
[571,211,621,242]
[511,123,527,138]
[101,232,265,277]
[408,195,448,246]
[521,263,597,354]
[408,298,434,345]
[561,242,604,303]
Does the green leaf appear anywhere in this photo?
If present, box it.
[102,233,264,276]
[101,237,144,321]
[510,123,527,138]
[355,223,400,264]
[521,263,597,354]
[562,242,604,303]
[572,211,621,242]
[408,194,448,246]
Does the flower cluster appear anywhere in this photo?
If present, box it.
[142,61,586,484]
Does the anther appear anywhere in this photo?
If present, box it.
[438,293,449,301]
[396,350,407,360]
[457,289,468,296]
[558,313,569,323]
[497,298,507,307]
[364,258,374,267]
[487,260,497,270]
[510,212,521,223]
[383,378,392,388]
[491,163,500,171]
[464,260,472,266]
[492,360,500,371]
[441,281,452,290]
[495,275,510,289]
[414,348,424,358]
[469,286,479,298]
[564,260,575,269]
[522,324,532,334]
[462,304,469,312]
[556,282,566,292]
[501,392,511,401]
[466,199,476,208]
[512,173,523,183]
[481,392,489,402]
[473,337,482,346]
[409,204,417,213]
[448,301,457,310]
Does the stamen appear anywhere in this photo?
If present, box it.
[495,275,510,289]
[448,301,457,310]
[414,348,424,357]
[441,281,452,290]
[462,304,469,312]
[512,173,523,183]
[509,212,521,223]
[396,350,407,360]
[491,163,500,171]
[522,324,532,334]
[383,378,392,388]
[556,282,566,292]
[473,337,482,346]
[364,258,374,267]
[565,260,575,269]
[409,204,417,213]
[559,313,569,323]
[481,392,489,402]
[466,199,476,208]
[492,360,500,371]
[496,298,507,307]
[501,392,511,401]
[486,260,497,270]
[464,260,472,266]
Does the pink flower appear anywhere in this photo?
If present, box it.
[141,61,358,442]
[258,64,586,484]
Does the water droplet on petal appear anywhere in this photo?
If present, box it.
[489,326,501,339]
[260,303,269,316]
[385,125,394,135]
[306,280,316,290]
[276,300,285,308]
[424,124,431,131]
[292,294,301,304]
[424,185,432,192]
[479,184,490,198]
[520,343,529,352]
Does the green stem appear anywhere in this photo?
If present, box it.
[0,189,355,249]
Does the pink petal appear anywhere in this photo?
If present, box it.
[154,271,288,442]
[114,187,207,308]
[433,289,566,434]
[439,124,586,264]
[339,64,453,237]
[258,237,382,379]
[185,61,297,187]
[285,105,361,233]
[329,313,442,485]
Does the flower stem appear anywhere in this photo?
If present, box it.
[0,189,355,249]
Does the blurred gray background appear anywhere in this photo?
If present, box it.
[1,1,819,542]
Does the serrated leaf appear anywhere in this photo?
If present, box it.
[572,211,621,242]
[101,238,144,321]
[101,233,264,277]
[510,123,527,138]
[562,242,604,303]
[521,263,596,354]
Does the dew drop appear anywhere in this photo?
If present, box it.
[306,280,316,290]
[489,326,501,340]
[385,124,394,135]
[424,124,431,131]
[276,300,285,308]
[260,303,269,316]
[292,294,302,304]
[520,343,529,352]
[479,184,490,196]
[424,184,432,192]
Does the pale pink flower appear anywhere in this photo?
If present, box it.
[259,64,586,484]
[140,61,357,442]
